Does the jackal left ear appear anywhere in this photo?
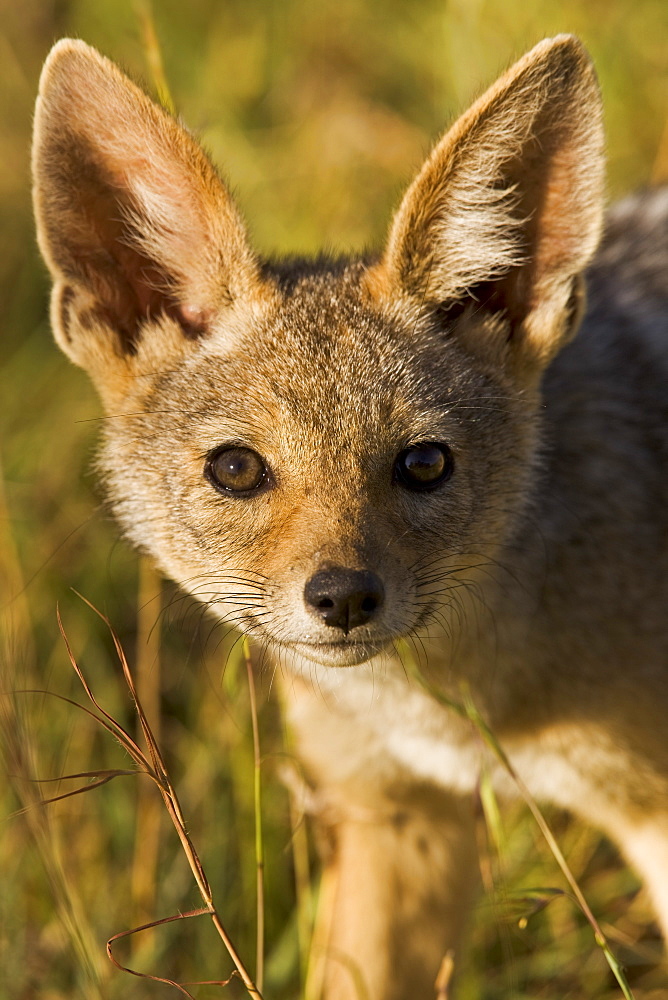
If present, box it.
[33,40,262,396]
[369,36,604,373]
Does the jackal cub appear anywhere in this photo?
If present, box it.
[34,35,668,998]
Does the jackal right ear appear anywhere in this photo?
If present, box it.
[33,40,260,389]
[368,36,605,375]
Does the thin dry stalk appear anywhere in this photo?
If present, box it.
[291,805,313,991]
[304,864,338,1000]
[0,455,33,646]
[0,459,106,995]
[57,598,263,998]
[434,951,454,1000]
[398,642,636,1000]
[1,686,108,996]
[285,771,313,992]
[134,0,175,113]
[244,637,265,995]
[460,689,635,1000]
[275,737,315,994]
[107,909,242,998]
[131,557,163,942]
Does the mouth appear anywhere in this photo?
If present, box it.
[287,637,393,667]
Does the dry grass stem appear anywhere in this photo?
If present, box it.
[434,951,454,999]
[244,637,266,995]
[131,556,163,940]
[398,642,636,1000]
[135,0,175,113]
[55,596,263,998]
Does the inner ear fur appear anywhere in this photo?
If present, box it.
[367,35,605,374]
[32,39,261,374]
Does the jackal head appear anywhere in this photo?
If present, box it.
[33,37,603,669]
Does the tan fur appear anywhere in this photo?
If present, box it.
[33,36,668,998]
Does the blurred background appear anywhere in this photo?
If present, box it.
[1,1,666,998]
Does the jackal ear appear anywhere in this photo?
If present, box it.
[33,40,260,383]
[369,35,605,373]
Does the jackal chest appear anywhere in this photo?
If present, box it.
[286,658,639,821]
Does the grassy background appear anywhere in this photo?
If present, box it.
[1,1,667,998]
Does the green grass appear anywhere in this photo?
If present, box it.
[1,1,667,997]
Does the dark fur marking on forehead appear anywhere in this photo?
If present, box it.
[260,254,374,295]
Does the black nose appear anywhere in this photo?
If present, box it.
[304,567,385,633]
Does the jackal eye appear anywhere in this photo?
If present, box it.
[205,446,270,495]
[394,442,453,491]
